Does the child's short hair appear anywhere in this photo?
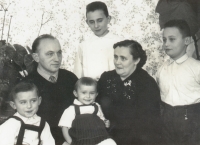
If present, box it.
[9,82,39,101]
[163,19,191,37]
[74,77,97,91]
[86,1,109,17]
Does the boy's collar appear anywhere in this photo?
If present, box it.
[93,30,110,39]
[15,112,39,124]
[74,99,83,105]
[73,99,95,105]
[168,54,188,65]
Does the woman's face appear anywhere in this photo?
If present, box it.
[114,46,140,80]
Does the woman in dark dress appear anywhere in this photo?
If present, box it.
[97,40,161,145]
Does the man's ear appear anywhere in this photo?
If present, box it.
[38,96,42,105]
[185,36,191,46]
[73,90,78,98]
[32,53,39,63]
[9,101,16,110]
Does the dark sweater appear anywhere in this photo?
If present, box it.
[97,68,161,145]
[24,69,78,144]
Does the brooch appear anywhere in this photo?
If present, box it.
[124,80,132,86]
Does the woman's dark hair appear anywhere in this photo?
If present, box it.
[113,40,147,68]
[9,81,39,101]
[32,34,57,53]
[86,1,109,17]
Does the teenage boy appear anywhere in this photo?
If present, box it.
[73,1,122,80]
[156,19,200,145]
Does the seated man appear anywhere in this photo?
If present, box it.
[24,34,78,145]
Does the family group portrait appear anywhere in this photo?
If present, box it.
[0,0,200,144]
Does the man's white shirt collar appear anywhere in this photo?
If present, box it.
[37,67,58,82]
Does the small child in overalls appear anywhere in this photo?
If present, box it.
[58,77,116,145]
[0,82,55,145]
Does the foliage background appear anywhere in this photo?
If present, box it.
[1,0,193,77]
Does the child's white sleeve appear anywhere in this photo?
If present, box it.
[58,106,75,128]
[155,71,159,85]
[0,118,20,145]
[73,45,83,78]
[41,122,55,145]
[155,64,163,85]
[96,103,106,121]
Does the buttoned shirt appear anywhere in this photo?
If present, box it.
[73,32,122,80]
[0,113,55,145]
[156,54,200,106]
[58,99,106,128]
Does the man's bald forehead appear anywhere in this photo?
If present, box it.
[36,38,60,53]
[32,34,59,53]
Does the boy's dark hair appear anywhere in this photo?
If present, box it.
[163,19,191,37]
[86,1,109,17]
[74,77,97,91]
[9,81,39,101]
[113,40,147,68]
[32,34,57,53]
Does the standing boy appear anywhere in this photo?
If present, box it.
[156,19,200,145]
[73,1,122,80]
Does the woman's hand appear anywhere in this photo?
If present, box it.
[104,119,110,128]
[62,141,70,145]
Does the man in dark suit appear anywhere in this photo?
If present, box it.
[25,34,78,145]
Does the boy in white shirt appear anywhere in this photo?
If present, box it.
[0,82,55,145]
[73,1,122,80]
[59,77,116,145]
[156,19,200,145]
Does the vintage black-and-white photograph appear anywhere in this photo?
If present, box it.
[0,0,200,144]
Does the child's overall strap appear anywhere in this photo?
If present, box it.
[74,105,81,115]
[9,116,45,145]
[92,103,98,115]
[73,103,98,115]
[37,118,45,145]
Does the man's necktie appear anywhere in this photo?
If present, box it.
[49,76,56,83]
